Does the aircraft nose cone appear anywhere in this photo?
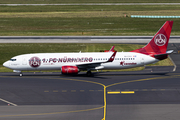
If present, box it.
[3,61,9,67]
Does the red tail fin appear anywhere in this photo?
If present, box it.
[131,21,173,55]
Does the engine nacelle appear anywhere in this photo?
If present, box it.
[61,66,79,74]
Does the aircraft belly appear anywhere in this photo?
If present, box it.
[24,64,61,71]
[102,61,138,69]
[142,55,158,65]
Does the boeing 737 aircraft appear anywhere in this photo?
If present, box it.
[3,21,173,76]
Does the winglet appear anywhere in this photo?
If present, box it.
[107,51,117,62]
[109,46,115,52]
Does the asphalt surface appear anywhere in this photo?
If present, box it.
[1,69,180,120]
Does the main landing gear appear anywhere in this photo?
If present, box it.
[86,71,92,77]
[19,72,23,77]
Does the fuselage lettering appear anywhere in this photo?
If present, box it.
[43,57,93,63]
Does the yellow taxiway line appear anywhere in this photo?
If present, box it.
[107,91,135,94]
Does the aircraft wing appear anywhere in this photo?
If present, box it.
[76,51,117,70]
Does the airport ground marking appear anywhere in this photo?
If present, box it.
[142,89,148,91]
[40,74,180,120]
[0,75,106,119]
[47,75,180,120]
[53,90,58,92]
[89,90,94,92]
[0,98,17,106]
[0,105,104,118]
[71,90,76,92]
[44,89,171,93]
[62,90,67,92]
[106,75,180,88]
[80,90,85,92]
[107,91,135,94]
[121,91,135,94]
[107,91,120,94]
[1,74,180,119]
[151,89,157,91]
[160,89,166,91]
[134,89,139,91]
[47,77,107,120]
[98,90,103,92]
[0,76,106,119]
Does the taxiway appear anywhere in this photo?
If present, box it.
[1,69,180,120]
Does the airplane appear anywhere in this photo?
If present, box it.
[3,21,173,76]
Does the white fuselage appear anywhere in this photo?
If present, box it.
[3,52,158,71]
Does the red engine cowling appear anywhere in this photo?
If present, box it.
[61,66,79,74]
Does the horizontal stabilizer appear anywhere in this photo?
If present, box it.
[154,50,173,60]
[166,50,174,54]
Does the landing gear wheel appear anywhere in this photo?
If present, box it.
[86,71,92,77]
[19,72,23,77]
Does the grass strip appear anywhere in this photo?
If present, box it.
[0,5,180,12]
[0,17,180,36]
[0,5,180,36]
[0,0,180,4]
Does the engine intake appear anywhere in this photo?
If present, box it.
[61,66,79,74]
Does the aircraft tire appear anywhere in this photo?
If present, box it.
[86,71,92,77]
[20,73,23,77]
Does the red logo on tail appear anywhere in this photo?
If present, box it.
[154,34,167,46]
[130,21,173,55]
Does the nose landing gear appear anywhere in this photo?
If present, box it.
[13,70,23,77]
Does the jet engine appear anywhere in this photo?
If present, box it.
[61,66,79,74]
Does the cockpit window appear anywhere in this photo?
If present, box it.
[10,59,16,61]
